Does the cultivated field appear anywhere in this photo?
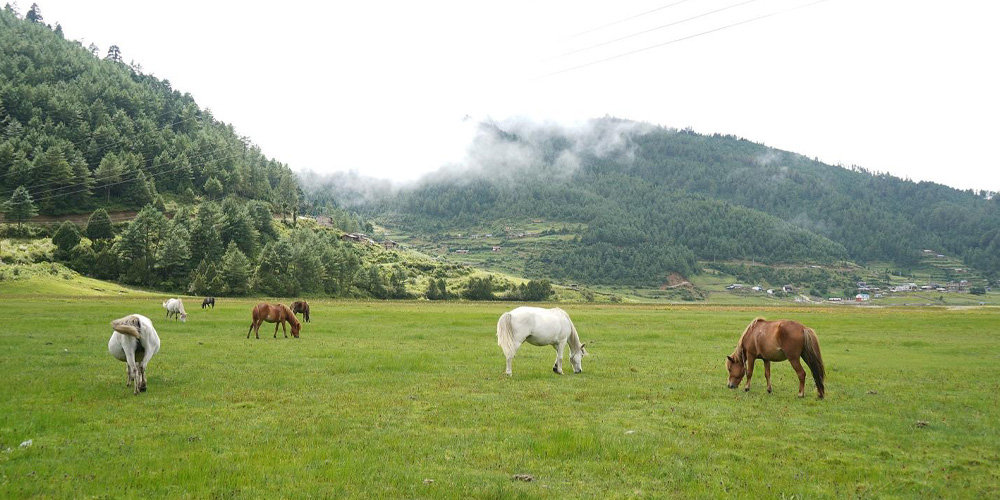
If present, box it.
[1,297,997,498]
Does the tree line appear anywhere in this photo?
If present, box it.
[324,118,1000,285]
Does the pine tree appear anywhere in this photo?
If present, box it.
[52,221,81,258]
[220,242,251,295]
[4,185,37,231]
[105,45,123,63]
[85,208,115,240]
[190,202,223,264]
[25,3,41,23]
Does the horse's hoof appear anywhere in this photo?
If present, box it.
[744,388,750,392]
[767,388,772,394]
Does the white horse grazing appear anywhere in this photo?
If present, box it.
[163,298,187,322]
[108,314,161,395]
[497,306,587,376]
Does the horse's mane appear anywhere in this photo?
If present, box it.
[733,317,765,362]
[282,304,301,326]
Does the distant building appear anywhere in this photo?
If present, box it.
[855,294,870,302]
[341,233,375,245]
[491,246,501,252]
[383,240,399,250]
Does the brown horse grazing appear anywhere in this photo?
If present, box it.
[726,318,825,398]
[247,303,301,339]
[290,300,310,322]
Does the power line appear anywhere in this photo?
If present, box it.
[569,0,694,39]
[4,144,245,206]
[552,0,760,61]
[538,0,831,79]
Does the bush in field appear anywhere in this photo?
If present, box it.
[506,279,554,301]
[463,276,496,301]
[85,208,115,240]
[51,221,81,258]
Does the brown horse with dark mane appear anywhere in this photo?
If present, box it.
[290,300,310,322]
[726,318,825,398]
[247,303,301,339]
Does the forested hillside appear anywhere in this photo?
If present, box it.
[321,118,1000,286]
[0,6,299,215]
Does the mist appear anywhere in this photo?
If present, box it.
[296,117,663,207]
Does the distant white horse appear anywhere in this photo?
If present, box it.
[163,298,187,322]
[497,306,587,376]
[108,314,161,395]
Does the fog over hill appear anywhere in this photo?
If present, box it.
[300,117,1000,285]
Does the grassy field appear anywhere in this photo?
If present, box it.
[1,296,998,498]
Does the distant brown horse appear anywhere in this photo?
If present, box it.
[290,300,310,322]
[726,318,825,398]
[247,303,301,339]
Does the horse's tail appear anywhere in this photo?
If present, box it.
[496,312,515,359]
[111,316,141,339]
[802,327,826,398]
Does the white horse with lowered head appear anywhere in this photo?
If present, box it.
[497,306,587,376]
[108,314,161,394]
[163,298,187,322]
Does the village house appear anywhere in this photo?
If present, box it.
[382,240,399,250]
[341,233,375,245]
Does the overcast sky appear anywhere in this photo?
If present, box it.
[30,0,1000,191]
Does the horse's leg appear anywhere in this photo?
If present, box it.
[553,341,565,375]
[282,321,288,339]
[273,321,280,339]
[744,356,756,392]
[788,357,807,397]
[505,341,521,376]
[247,320,256,339]
[123,339,139,395]
[764,360,773,394]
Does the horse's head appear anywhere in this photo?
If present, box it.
[725,353,746,389]
[571,343,587,374]
[289,314,301,338]
[180,312,187,323]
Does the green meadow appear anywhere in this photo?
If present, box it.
[1,295,998,498]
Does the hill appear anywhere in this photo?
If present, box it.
[312,118,1000,288]
[0,7,299,216]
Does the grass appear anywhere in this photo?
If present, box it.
[1,294,998,498]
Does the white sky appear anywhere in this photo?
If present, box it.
[30,0,1000,191]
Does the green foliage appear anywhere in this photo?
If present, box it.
[318,119,1000,285]
[85,208,114,240]
[189,201,223,264]
[220,241,251,295]
[113,204,167,285]
[506,279,554,301]
[0,10,300,214]
[3,185,37,230]
[425,278,449,300]
[51,220,80,257]
[462,275,496,300]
